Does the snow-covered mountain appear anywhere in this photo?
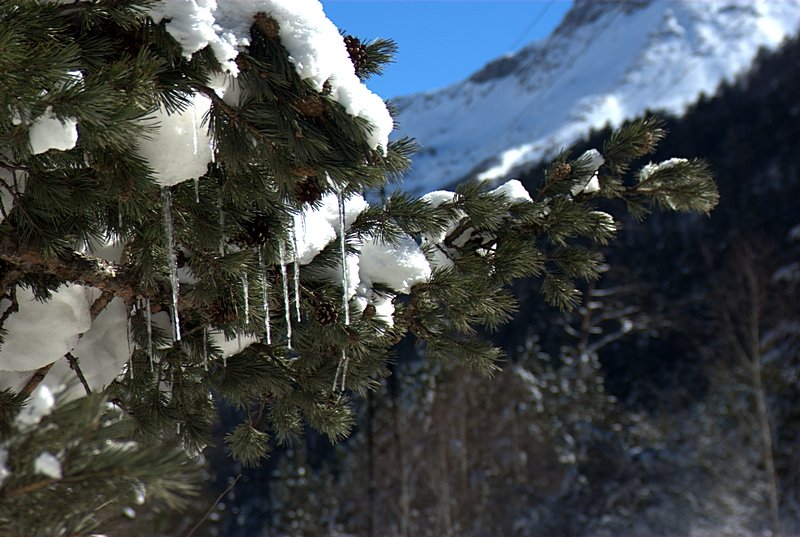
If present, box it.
[393,0,800,194]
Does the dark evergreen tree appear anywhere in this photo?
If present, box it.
[0,2,717,535]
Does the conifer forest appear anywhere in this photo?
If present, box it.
[0,1,797,537]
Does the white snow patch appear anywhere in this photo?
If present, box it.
[70,297,131,393]
[571,149,605,196]
[592,211,617,232]
[772,262,800,283]
[638,157,688,182]
[290,192,367,266]
[34,452,62,479]
[148,0,392,151]
[15,384,55,427]
[0,448,8,487]
[28,106,78,155]
[135,95,214,187]
[358,235,431,294]
[211,331,260,357]
[395,0,800,193]
[0,285,93,372]
[489,179,532,202]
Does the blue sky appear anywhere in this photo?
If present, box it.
[322,1,573,99]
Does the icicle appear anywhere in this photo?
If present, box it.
[161,187,181,341]
[127,299,134,380]
[259,248,272,344]
[145,297,154,372]
[241,272,250,326]
[218,196,226,256]
[202,326,208,371]
[291,223,301,322]
[340,350,350,392]
[333,349,350,392]
[333,352,343,391]
[126,304,133,374]
[194,177,200,203]
[279,240,292,349]
[338,192,350,326]
[223,353,227,369]
[118,204,123,228]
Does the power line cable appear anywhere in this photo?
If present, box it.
[509,0,556,52]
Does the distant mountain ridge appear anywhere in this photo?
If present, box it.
[393,0,800,194]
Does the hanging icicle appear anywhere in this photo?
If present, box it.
[145,297,154,372]
[259,248,272,344]
[291,223,301,322]
[340,349,350,392]
[338,191,350,326]
[333,348,351,392]
[279,240,292,349]
[218,195,226,256]
[161,187,181,341]
[202,326,208,371]
[194,177,201,204]
[241,272,250,326]
[335,191,350,392]
[127,305,134,381]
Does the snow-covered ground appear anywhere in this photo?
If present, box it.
[393,0,800,193]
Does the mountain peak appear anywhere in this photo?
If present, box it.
[395,0,800,194]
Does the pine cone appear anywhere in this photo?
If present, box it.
[641,131,656,154]
[295,96,327,117]
[315,302,338,326]
[175,249,188,269]
[551,162,572,182]
[294,178,322,205]
[343,35,368,78]
[362,304,376,318]
[210,299,237,325]
[253,12,280,40]
[235,55,250,73]
[240,211,272,246]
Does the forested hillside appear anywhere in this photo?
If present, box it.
[198,31,800,537]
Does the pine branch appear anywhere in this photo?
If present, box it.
[184,474,241,537]
[20,363,54,396]
[65,352,92,395]
[0,236,133,300]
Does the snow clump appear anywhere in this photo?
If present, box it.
[147,0,392,156]
[34,452,62,479]
[135,95,214,187]
[15,385,56,428]
[28,106,78,155]
[571,149,604,196]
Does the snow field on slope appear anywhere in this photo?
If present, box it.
[395,0,800,193]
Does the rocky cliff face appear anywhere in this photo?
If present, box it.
[393,0,800,194]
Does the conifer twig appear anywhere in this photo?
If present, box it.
[185,474,242,537]
[65,353,92,395]
[21,363,55,396]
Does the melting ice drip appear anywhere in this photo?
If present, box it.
[161,188,181,342]
[291,223,301,322]
[259,248,271,344]
[145,297,154,372]
[202,325,208,371]
[279,240,291,349]
[334,191,350,391]
[241,272,250,326]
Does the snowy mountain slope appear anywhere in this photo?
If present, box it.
[394,0,800,194]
